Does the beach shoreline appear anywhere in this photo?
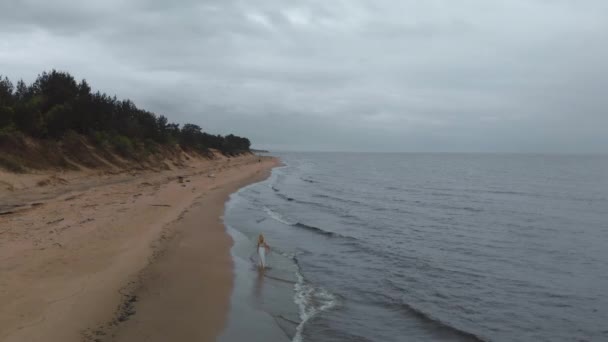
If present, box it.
[0,153,279,342]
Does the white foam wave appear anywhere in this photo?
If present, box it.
[292,268,338,342]
[263,206,295,226]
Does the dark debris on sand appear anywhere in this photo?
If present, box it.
[81,283,139,342]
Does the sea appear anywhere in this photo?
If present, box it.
[219,152,608,342]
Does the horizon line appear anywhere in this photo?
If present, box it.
[253,149,608,156]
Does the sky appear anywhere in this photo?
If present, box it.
[1,0,607,153]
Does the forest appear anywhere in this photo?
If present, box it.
[0,70,251,161]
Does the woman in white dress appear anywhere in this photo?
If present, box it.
[257,234,270,269]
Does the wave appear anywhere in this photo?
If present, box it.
[263,206,347,239]
[276,195,358,221]
[263,206,296,225]
[466,188,529,196]
[312,193,362,206]
[410,200,484,213]
[268,185,296,202]
[276,193,295,202]
[294,222,337,237]
[391,301,487,342]
[446,205,483,213]
[293,268,338,342]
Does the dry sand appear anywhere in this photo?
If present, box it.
[0,153,279,341]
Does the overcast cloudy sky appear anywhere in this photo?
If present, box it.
[1,0,607,152]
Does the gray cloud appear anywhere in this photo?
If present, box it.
[1,0,607,152]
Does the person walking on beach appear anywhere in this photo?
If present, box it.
[257,234,270,270]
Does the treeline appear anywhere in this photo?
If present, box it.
[0,70,250,156]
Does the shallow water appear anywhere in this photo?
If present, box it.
[222,153,608,342]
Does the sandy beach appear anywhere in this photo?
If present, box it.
[0,153,279,342]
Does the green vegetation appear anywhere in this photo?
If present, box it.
[0,70,251,159]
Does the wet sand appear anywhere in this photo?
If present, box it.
[0,153,279,342]
[217,226,297,342]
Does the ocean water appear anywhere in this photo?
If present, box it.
[223,153,608,342]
